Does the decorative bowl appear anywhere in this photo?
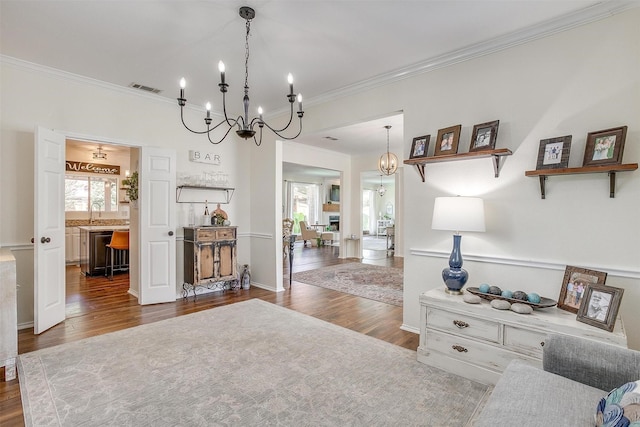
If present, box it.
[465,287,557,309]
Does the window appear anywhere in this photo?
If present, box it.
[287,182,320,234]
[65,175,118,212]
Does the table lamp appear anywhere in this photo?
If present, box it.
[431,196,485,294]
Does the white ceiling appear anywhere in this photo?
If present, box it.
[2,1,634,159]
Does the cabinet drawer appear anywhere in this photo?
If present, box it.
[503,326,546,359]
[427,307,500,343]
[426,329,538,373]
[195,227,236,241]
[215,228,236,239]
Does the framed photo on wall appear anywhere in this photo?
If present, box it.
[557,265,607,313]
[536,135,572,170]
[469,120,499,152]
[409,135,430,159]
[582,126,627,166]
[434,125,461,156]
[576,284,624,332]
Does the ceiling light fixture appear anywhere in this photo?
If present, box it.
[377,175,386,197]
[177,6,304,146]
[378,125,398,175]
[93,145,107,160]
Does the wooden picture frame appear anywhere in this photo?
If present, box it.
[409,135,430,159]
[434,125,461,156]
[469,120,499,152]
[536,135,572,170]
[582,126,627,166]
[557,265,607,313]
[577,284,624,332]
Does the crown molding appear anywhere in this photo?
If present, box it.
[2,2,638,117]
[305,1,640,109]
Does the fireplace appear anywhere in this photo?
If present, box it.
[329,215,340,231]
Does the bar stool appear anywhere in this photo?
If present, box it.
[105,230,129,280]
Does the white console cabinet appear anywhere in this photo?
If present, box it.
[418,288,627,385]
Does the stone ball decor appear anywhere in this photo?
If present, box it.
[511,303,533,314]
[491,299,511,310]
[527,292,541,304]
[478,283,490,293]
[512,291,529,301]
[488,285,502,295]
[501,290,513,299]
[463,294,482,304]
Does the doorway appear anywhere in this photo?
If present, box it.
[64,139,135,313]
[361,171,395,259]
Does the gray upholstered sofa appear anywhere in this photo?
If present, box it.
[475,334,640,426]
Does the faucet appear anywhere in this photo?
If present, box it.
[90,202,102,225]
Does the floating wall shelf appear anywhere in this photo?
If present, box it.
[524,163,638,199]
[403,148,512,182]
[176,185,235,204]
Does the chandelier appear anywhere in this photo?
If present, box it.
[377,175,386,197]
[93,145,107,160]
[177,6,304,146]
[378,125,398,175]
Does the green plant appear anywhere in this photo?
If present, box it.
[122,171,138,201]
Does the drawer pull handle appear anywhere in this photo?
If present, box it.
[453,320,469,329]
[452,345,468,353]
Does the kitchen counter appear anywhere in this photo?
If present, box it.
[79,226,129,276]
[77,225,129,232]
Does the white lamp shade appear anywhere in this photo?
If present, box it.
[431,197,486,233]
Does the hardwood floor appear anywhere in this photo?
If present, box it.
[0,243,416,426]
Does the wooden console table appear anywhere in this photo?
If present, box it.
[418,288,627,385]
[183,226,238,298]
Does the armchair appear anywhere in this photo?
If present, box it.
[299,221,320,247]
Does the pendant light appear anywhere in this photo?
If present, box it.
[378,125,398,175]
[377,175,386,197]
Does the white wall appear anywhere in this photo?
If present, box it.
[0,59,251,322]
[294,9,640,349]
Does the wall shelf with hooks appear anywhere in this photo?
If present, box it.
[524,163,638,199]
[403,149,512,182]
[176,185,235,204]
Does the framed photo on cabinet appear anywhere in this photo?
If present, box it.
[409,135,430,159]
[576,284,624,332]
[434,125,461,156]
[536,135,572,170]
[557,265,607,314]
[582,126,627,166]
[469,120,499,152]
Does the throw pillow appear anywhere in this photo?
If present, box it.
[596,380,640,427]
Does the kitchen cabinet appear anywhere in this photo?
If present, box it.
[183,226,237,298]
[65,227,80,264]
[79,226,129,276]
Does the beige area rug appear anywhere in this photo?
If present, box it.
[18,300,489,426]
[292,262,403,306]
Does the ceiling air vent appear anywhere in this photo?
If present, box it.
[129,83,162,94]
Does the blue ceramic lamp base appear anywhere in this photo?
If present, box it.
[442,234,468,295]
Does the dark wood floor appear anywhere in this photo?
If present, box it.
[0,243,415,426]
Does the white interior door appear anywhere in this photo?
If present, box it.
[139,146,176,304]
[34,127,66,334]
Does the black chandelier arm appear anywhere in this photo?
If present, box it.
[179,106,239,135]
[207,123,236,145]
[260,116,303,140]
[260,100,297,134]
[251,126,263,146]
[220,90,242,129]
